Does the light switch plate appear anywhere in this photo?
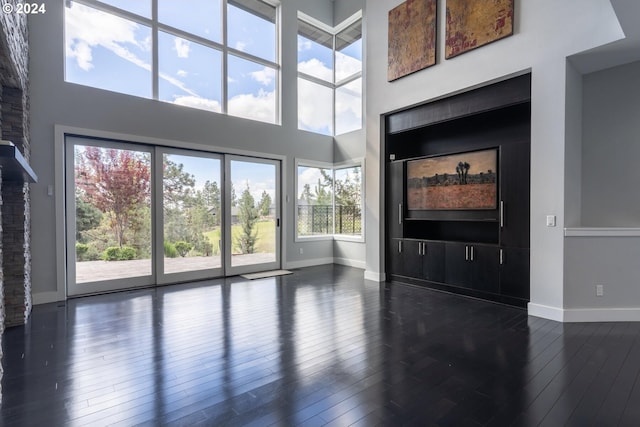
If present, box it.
[546,215,556,227]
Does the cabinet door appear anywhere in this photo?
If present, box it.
[470,244,500,294]
[388,161,404,238]
[499,143,530,248]
[402,239,423,278]
[423,241,445,283]
[387,238,404,276]
[444,242,471,287]
[500,247,530,300]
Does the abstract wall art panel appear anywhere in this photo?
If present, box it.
[388,0,437,81]
[445,0,514,59]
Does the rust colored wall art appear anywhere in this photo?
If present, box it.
[445,0,514,59]
[388,0,437,81]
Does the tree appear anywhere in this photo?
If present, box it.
[75,197,103,242]
[163,159,195,209]
[235,184,259,254]
[334,167,361,207]
[463,162,470,184]
[258,190,272,217]
[202,180,221,216]
[300,183,313,204]
[75,147,151,247]
[230,181,238,207]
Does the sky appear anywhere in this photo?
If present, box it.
[165,154,277,205]
[64,1,362,133]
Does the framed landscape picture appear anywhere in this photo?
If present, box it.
[445,0,514,59]
[406,149,498,210]
[388,0,437,81]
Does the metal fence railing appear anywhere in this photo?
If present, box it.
[298,205,361,236]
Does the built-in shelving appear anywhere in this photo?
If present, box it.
[384,75,531,307]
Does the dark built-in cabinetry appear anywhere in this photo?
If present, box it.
[385,75,531,307]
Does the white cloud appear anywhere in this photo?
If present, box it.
[251,67,276,86]
[66,4,202,99]
[65,3,145,72]
[71,41,93,71]
[174,38,191,58]
[298,79,332,134]
[235,41,247,52]
[298,167,324,194]
[158,71,198,97]
[298,39,312,52]
[298,58,333,82]
[335,52,362,82]
[228,89,276,124]
[177,70,188,77]
[335,79,362,135]
[173,96,222,113]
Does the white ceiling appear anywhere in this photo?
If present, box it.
[569,0,640,73]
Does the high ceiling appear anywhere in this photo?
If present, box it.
[569,0,640,73]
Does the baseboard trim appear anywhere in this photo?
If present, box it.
[284,257,334,270]
[364,270,385,282]
[527,302,564,322]
[528,302,640,322]
[333,257,366,270]
[33,291,64,305]
[563,308,640,322]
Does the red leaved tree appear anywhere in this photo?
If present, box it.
[75,146,151,247]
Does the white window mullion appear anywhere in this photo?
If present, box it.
[152,0,159,100]
[222,0,229,114]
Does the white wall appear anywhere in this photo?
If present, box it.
[561,59,640,321]
[581,60,640,226]
[564,235,640,320]
[364,0,625,313]
[28,0,367,302]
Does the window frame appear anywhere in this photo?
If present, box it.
[297,11,363,137]
[295,158,365,243]
[64,0,281,124]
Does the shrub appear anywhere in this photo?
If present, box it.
[174,241,193,257]
[164,241,178,258]
[102,246,136,261]
[102,246,121,261]
[76,243,89,260]
[118,246,136,260]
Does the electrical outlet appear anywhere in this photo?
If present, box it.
[596,284,604,297]
[299,247,303,255]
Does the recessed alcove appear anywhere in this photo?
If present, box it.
[384,74,531,307]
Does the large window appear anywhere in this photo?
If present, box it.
[65,0,279,124]
[296,161,363,239]
[297,13,363,136]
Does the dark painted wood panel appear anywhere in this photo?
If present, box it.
[386,74,531,134]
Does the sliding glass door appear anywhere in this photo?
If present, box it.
[157,149,223,284]
[66,137,282,296]
[66,137,155,296]
[225,156,281,276]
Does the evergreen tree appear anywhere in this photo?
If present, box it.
[235,184,259,254]
[258,190,272,217]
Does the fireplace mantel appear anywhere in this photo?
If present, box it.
[0,141,37,183]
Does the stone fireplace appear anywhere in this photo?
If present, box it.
[1,1,33,340]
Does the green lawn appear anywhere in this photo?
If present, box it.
[204,220,275,255]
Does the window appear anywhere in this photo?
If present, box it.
[297,13,363,136]
[296,161,363,239]
[65,0,279,125]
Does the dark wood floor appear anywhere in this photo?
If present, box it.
[2,265,640,426]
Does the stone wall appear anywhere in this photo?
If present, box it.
[0,0,32,334]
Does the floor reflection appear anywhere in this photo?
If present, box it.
[4,265,640,426]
